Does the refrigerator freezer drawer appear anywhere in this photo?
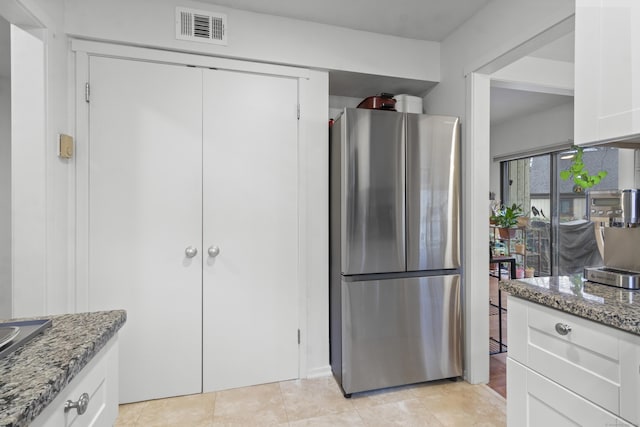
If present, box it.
[339,274,462,394]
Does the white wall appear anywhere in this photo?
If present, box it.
[2,0,70,317]
[490,101,574,195]
[491,57,574,94]
[11,25,47,316]
[0,19,10,319]
[40,0,72,315]
[64,0,440,84]
[489,53,575,198]
[328,95,361,120]
[424,0,575,384]
[425,1,574,116]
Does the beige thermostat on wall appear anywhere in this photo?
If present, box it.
[59,134,73,159]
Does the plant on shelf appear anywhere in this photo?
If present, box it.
[491,203,524,239]
[560,145,608,191]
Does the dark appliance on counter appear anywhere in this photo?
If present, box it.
[584,189,640,289]
[329,108,462,397]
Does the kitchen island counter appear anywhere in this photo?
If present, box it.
[500,275,640,336]
[0,310,126,427]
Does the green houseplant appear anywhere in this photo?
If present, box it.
[560,145,608,191]
[491,203,524,239]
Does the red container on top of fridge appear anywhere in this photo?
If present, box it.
[357,93,397,111]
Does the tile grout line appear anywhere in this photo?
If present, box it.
[278,381,292,426]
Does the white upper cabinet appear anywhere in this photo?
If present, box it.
[575,0,640,145]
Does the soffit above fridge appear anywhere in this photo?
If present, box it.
[329,69,437,98]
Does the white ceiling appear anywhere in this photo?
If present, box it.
[198,0,492,41]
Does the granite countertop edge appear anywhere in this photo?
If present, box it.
[500,277,640,336]
[0,310,127,427]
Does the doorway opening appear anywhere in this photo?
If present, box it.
[483,20,575,398]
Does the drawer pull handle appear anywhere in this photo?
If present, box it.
[64,392,90,415]
[555,323,572,336]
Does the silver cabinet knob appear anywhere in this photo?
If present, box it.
[185,246,198,258]
[208,246,220,257]
[555,323,572,336]
[65,392,90,415]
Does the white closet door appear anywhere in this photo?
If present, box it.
[202,70,299,391]
[87,56,203,403]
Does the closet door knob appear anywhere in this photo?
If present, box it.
[185,246,198,258]
[208,246,220,257]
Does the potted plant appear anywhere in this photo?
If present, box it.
[491,203,524,239]
[525,266,535,278]
[560,145,608,191]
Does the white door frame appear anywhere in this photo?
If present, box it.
[463,15,574,384]
[463,72,492,384]
[72,40,312,378]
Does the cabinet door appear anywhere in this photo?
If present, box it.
[507,358,627,427]
[575,0,640,144]
[201,70,299,391]
[525,298,620,414]
[87,56,203,403]
[620,332,640,426]
[31,339,119,427]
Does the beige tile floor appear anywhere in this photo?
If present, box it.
[115,376,506,426]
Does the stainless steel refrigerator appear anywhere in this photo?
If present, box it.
[329,108,462,397]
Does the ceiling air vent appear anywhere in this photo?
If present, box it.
[176,7,227,45]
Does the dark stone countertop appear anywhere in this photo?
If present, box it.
[0,310,126,427]
[500,275,640,336]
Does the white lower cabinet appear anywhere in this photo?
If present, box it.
[508,358,627,426]
[31,337,119,427]
[507,296,639,426]
[620,332,640,425]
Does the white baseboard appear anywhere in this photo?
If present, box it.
[305,365,332,379]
